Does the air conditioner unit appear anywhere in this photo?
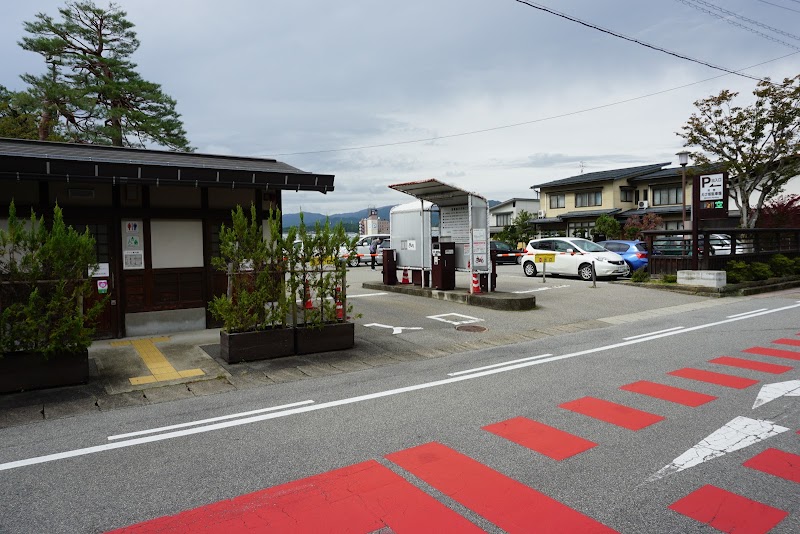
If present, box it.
[637,200,649,209]
[537,210,546,218]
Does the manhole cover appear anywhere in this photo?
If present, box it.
[456,325,487,333]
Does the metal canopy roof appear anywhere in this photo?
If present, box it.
[389,178,486,207]
[0,138,335,193]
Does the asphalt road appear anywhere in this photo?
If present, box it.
[0,269,798,533]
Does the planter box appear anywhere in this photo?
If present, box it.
[220,328,295,363]
[0,349,89,394]
[295,322,355,355]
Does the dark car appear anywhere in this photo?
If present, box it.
[597,240,648,273]
[490,240,523,264]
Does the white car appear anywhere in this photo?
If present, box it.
[343,234,390,267]
[521,237,628,280]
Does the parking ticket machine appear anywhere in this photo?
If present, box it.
[431,241,456,290]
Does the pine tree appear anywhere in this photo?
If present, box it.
[19,1,192,150]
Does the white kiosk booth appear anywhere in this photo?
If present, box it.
[389,179,490,293]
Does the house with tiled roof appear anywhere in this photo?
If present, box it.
[530,162,735,237]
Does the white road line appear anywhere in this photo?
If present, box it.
[107,400,315,441]
[348,293,388,298]
[448,354,553,376]
[512,285,570,294]
[2,301,799,472]
[624,327,685,340]
[647,416,789,482]
[752,379,800,409]
[727,308,768,318]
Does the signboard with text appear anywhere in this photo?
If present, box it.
[697,172,729,220]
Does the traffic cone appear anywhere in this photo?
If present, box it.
[401,268,410,284]
[471,273,482,294]
[304,282,314,310]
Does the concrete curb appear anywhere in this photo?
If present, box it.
[361,282,536,311]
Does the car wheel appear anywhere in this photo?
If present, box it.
[624,261,634,277]
[348,255,360,268]
[523,261,537,277]
[516,256,522,265]
[578,263,594,281]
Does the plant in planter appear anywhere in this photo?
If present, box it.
[291,215,357,355]
[209,204,294,363]
[0,201,104,393]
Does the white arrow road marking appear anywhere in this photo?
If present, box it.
[363,323,423,335]
[427,313,484,325]
[752,379,800,409]
[647,416,789,482]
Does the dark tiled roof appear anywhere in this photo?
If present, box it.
[0,137,335,192]
[628,163,725,182]
[557,208,621,220]
[618,206,690,217]
[534,163,669,189]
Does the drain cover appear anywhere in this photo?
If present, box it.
[456,325,487,333]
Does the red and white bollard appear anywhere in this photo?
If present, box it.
[471,272,481,294]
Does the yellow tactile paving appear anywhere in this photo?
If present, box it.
[112,336,205,385]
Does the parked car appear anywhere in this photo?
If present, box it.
[343,234,390,267]
[490,240,524,264]
[521,237,628,280]
[597,240,648,274]
[651,234,747,257]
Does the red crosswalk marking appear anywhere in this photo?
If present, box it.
[669,484,788,534]
[483,416,597,460]
[559,397,664,430]
[742,346,800,361]
[386,442,617,533]
[668,368,758,389]
[709,356,793,374]
[772,337,800,347]
[110,460,482,533]
[743,448,800,483]
[619,380,716,407]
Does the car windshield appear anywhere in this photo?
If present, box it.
[571,239,606,252]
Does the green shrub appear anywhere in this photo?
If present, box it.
[630,267,650,283]
[725,260,749,284]
[0,202,104,356]
[769,254,795,277]
[661,274,677,284]
[747,262,772,281]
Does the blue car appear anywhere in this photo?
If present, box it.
[596,240,648,274]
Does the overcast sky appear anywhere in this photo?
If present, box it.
[2,0,799,214]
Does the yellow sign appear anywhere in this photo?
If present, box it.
[535,253,556,263]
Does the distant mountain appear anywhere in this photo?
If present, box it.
[283,201,501,229]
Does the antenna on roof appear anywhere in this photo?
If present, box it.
[579,161,586,174]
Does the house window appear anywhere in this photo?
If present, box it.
[620,189,634,202]
[664,220,684,230]
[652,185,682,206]
[575,190,602,208]
[568,221,594,238]
[549,194,565,209]
[635,190,640,203]
[495,213,511,226]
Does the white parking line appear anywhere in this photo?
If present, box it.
[348,293,388,298]
[727,308,768,318]
[623,327,685,340]
[448,354,553,376]
[108,400,315,440]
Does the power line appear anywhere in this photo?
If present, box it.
[511,0,770,83]
[257,51,797,158]
[756,0,800,14]
[677,0,800,49]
